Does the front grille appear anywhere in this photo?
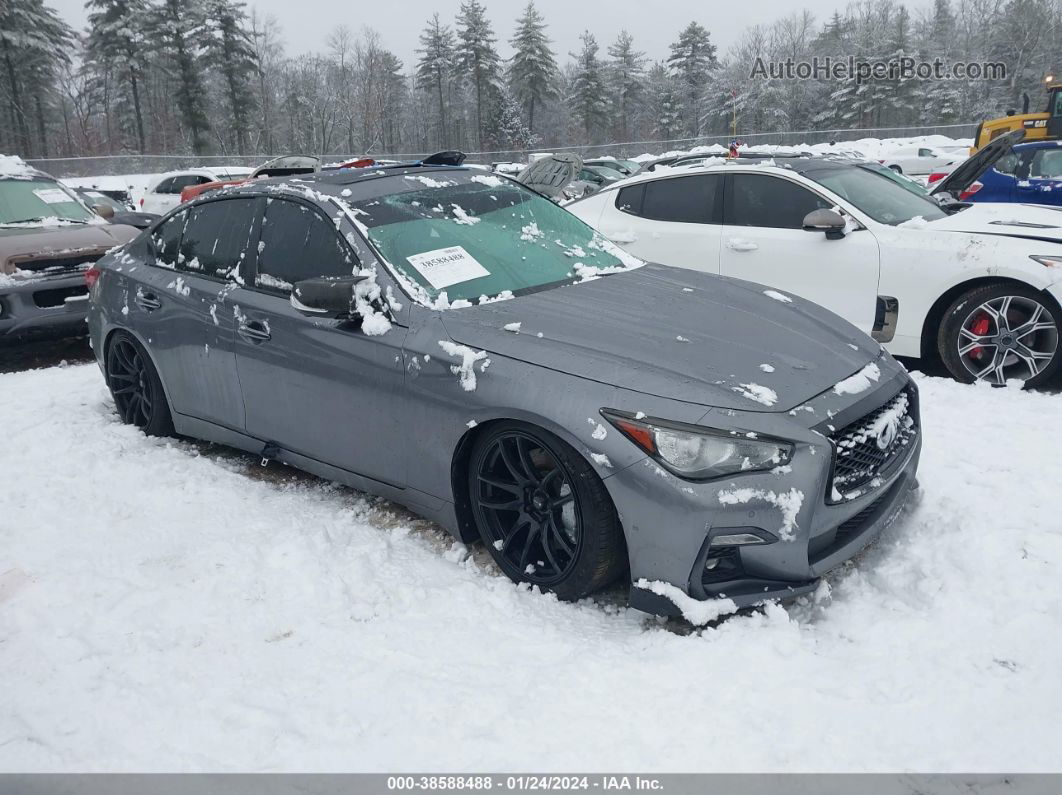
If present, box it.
[828,386,918,503]
[33,285,87,308]
[14,253,101,275]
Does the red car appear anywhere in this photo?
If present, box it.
[179,155,321,203]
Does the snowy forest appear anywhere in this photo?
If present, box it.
[1,0,1059,161]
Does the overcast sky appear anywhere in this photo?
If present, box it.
[49,0,855,68]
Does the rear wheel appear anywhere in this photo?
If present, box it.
[468,423,626,601]
[105,333,174,436]
[938,284,1061,387]
[889,164,903,173]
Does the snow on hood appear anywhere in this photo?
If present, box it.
[439,264,883,412]
[923,203,1062,243]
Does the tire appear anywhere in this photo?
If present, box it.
[105,332,175,436]
[937,283,1061,388]
[889,164,903,173]
[468,422,626,601]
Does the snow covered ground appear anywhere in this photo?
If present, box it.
[1,361,1060,771]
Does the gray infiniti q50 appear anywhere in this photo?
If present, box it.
[86,164,921,618]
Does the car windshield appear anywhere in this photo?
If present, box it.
[0,178,95,225]
[804,165,948,225]
[344,172,642,304]
[860,163,934,198]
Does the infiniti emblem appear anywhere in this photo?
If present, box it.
[875,417,900,451]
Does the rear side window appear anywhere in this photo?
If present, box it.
[1030,149,1062,178]
[178,198,257,279]
[151,211,186,267]
[725,174,831,229]
[255,199,358,292]
[616,175,720,224]
[169,174,212,192]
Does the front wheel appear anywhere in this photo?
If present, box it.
[468,423,626,601]
[938,284,1061,387]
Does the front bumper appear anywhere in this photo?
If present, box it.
[0,272,90,340]
[603,364,922,619]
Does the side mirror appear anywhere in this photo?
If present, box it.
[803,209,847,240]
[92,203,115,220]
[290,275,366,318]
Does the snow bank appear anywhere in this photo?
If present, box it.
[2,366,1061,772]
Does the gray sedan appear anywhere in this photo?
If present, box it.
[86,166,921,618]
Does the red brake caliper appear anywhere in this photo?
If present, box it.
[968,313,991,360]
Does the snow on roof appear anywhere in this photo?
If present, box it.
[0,155,35,178]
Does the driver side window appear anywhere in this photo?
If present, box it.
[725,174,831,229]
[254,199,359,293]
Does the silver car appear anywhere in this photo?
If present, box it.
[86,165,921,618]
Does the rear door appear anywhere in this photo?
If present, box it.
[128,197,256,429]
[718,172,880,334]
[1017,146,1062,205]
[594,173,724,273]
[232,196,408,485]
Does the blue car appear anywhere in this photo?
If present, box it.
[967,140,1062,206]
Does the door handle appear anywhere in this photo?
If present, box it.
[727,238,759,252]
[237,320,271,343]
[134,291,162,311]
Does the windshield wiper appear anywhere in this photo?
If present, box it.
[0,216,90,227]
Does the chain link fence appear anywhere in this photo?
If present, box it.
[24,123,979,179]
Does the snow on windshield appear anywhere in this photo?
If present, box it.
[336,173,643,308]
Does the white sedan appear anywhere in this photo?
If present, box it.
[879,145,959,176]
[565,158,1062,387]
[140,167,253,215]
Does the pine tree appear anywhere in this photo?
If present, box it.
[455,0,501,149]
[644,62,680,140]
[667,21,717,136]
[203,0,258,153]
[416,14,456,146]
[84,0,149,153]
[0,0,73,156]
[606,30,645,141]
[507,1,558,132]
[486,86,536,150]
[570,31,608,143]
[151,0,212,154]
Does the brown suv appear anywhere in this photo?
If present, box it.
[1,159,138,341]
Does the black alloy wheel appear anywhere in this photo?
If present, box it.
[468,423,626,600]
[106,333,174,436]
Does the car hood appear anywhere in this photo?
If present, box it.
[439,264,880,413]
[924,202,1062,243]
[0,222,139,274]
[931,129,1023,197]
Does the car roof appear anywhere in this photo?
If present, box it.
[213,165,482,202]
[596,155,852,188]
[1015,140,1062,150]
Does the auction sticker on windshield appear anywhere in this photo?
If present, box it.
[406,246,490,289]
[33,188,73,204]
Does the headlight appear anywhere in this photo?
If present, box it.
[1030,255,1062,268]
[601,409,793,480]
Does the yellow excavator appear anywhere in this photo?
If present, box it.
[972,76,1061,151]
